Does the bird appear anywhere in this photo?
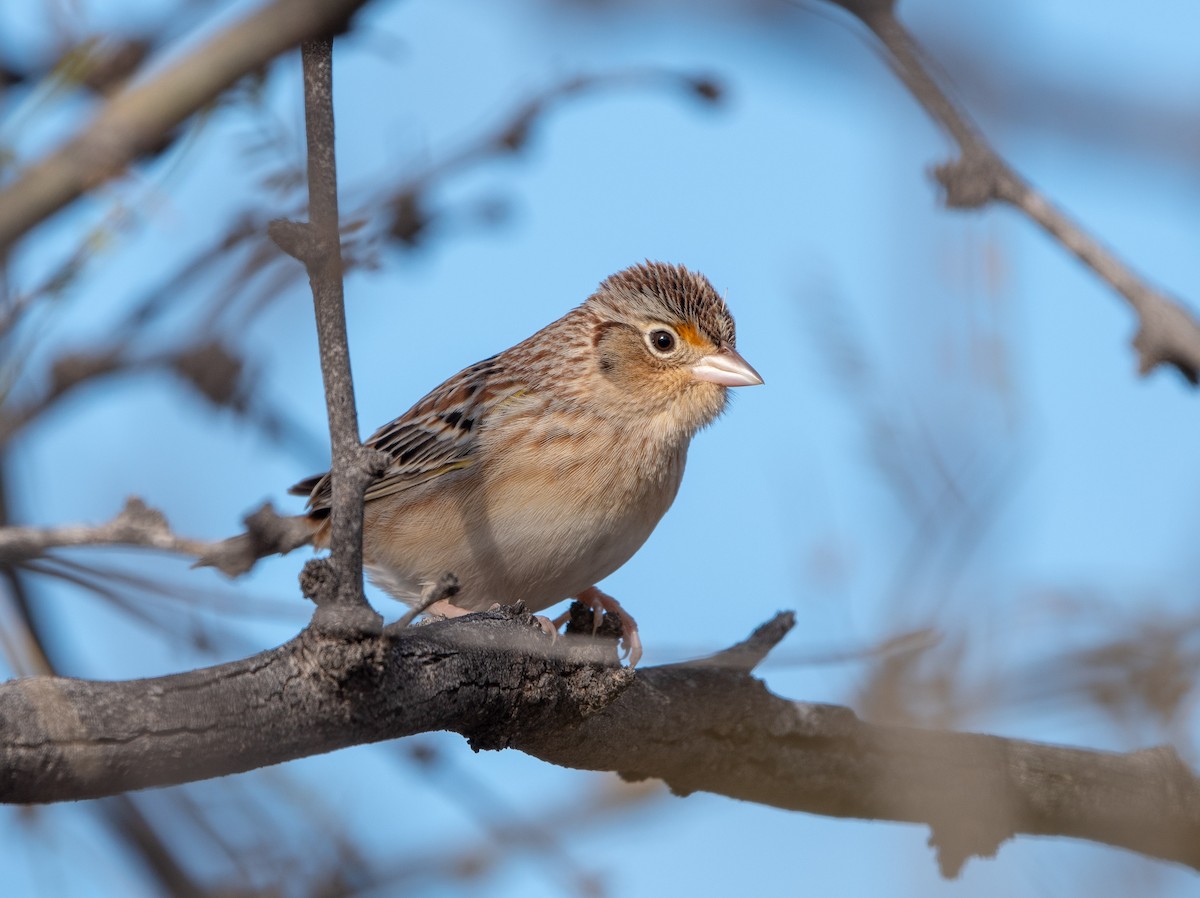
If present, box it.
[290,261,762,665]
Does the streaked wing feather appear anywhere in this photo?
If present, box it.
[294,355,515,514]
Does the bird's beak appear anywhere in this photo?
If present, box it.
[691,345,764,387]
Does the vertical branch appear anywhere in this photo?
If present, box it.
[270,39,382,627]
[297,40,362,606]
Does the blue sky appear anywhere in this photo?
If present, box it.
[3,1,1200,895]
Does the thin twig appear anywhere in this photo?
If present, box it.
[0,497,314,580]
[0,498,211,564]
[299,39,361,607]
[267,39,385,627]
[382,67,722,246]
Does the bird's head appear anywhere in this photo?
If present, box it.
[583,261,762,438]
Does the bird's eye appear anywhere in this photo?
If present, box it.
[649,329,676,353]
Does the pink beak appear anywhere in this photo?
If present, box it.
[690,346,764,387]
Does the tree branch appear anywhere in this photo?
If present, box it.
[0,498,209,564]
[829,0,1200,384]
[382,67,722,247]
[1,610,1197,877]
[0,0,370,251]
[0,498,312,578]
[267,39,384,626]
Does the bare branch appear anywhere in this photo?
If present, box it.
[829,0,1200,384]
[688,610,795,672]
[0,610,1198,878]
[0,498,312,578]
[0,498,211,564]
[0,0,370,251]
[0,347,142,446]
[383,68,723,247]
[266,39,384,627]
[194,502,315,577]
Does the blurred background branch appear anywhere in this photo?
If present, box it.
[829,0,1200,383]
[0,0,371,250]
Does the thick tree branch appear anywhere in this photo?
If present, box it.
[0,0,369,251]
[829,0,1200,384]
[0,609,631,803]
[1,610,1197,877]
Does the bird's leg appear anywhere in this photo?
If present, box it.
[575,586,642,667]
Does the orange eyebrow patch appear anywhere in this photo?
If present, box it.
[676,322,707,348]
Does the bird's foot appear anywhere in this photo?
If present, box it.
[574,586,642,667]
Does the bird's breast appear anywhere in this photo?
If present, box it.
[361,408,689,613]
[461,421,687,609]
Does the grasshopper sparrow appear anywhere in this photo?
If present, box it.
[292,261,762,664]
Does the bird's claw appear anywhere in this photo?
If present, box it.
[618,626,643,668]
[575,586,642,667]
[533,614,559,641]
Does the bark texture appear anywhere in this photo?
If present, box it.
[2,610,1198,877]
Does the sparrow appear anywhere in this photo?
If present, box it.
[292,261,762,665]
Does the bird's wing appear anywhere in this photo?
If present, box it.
[291,354,525,514]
